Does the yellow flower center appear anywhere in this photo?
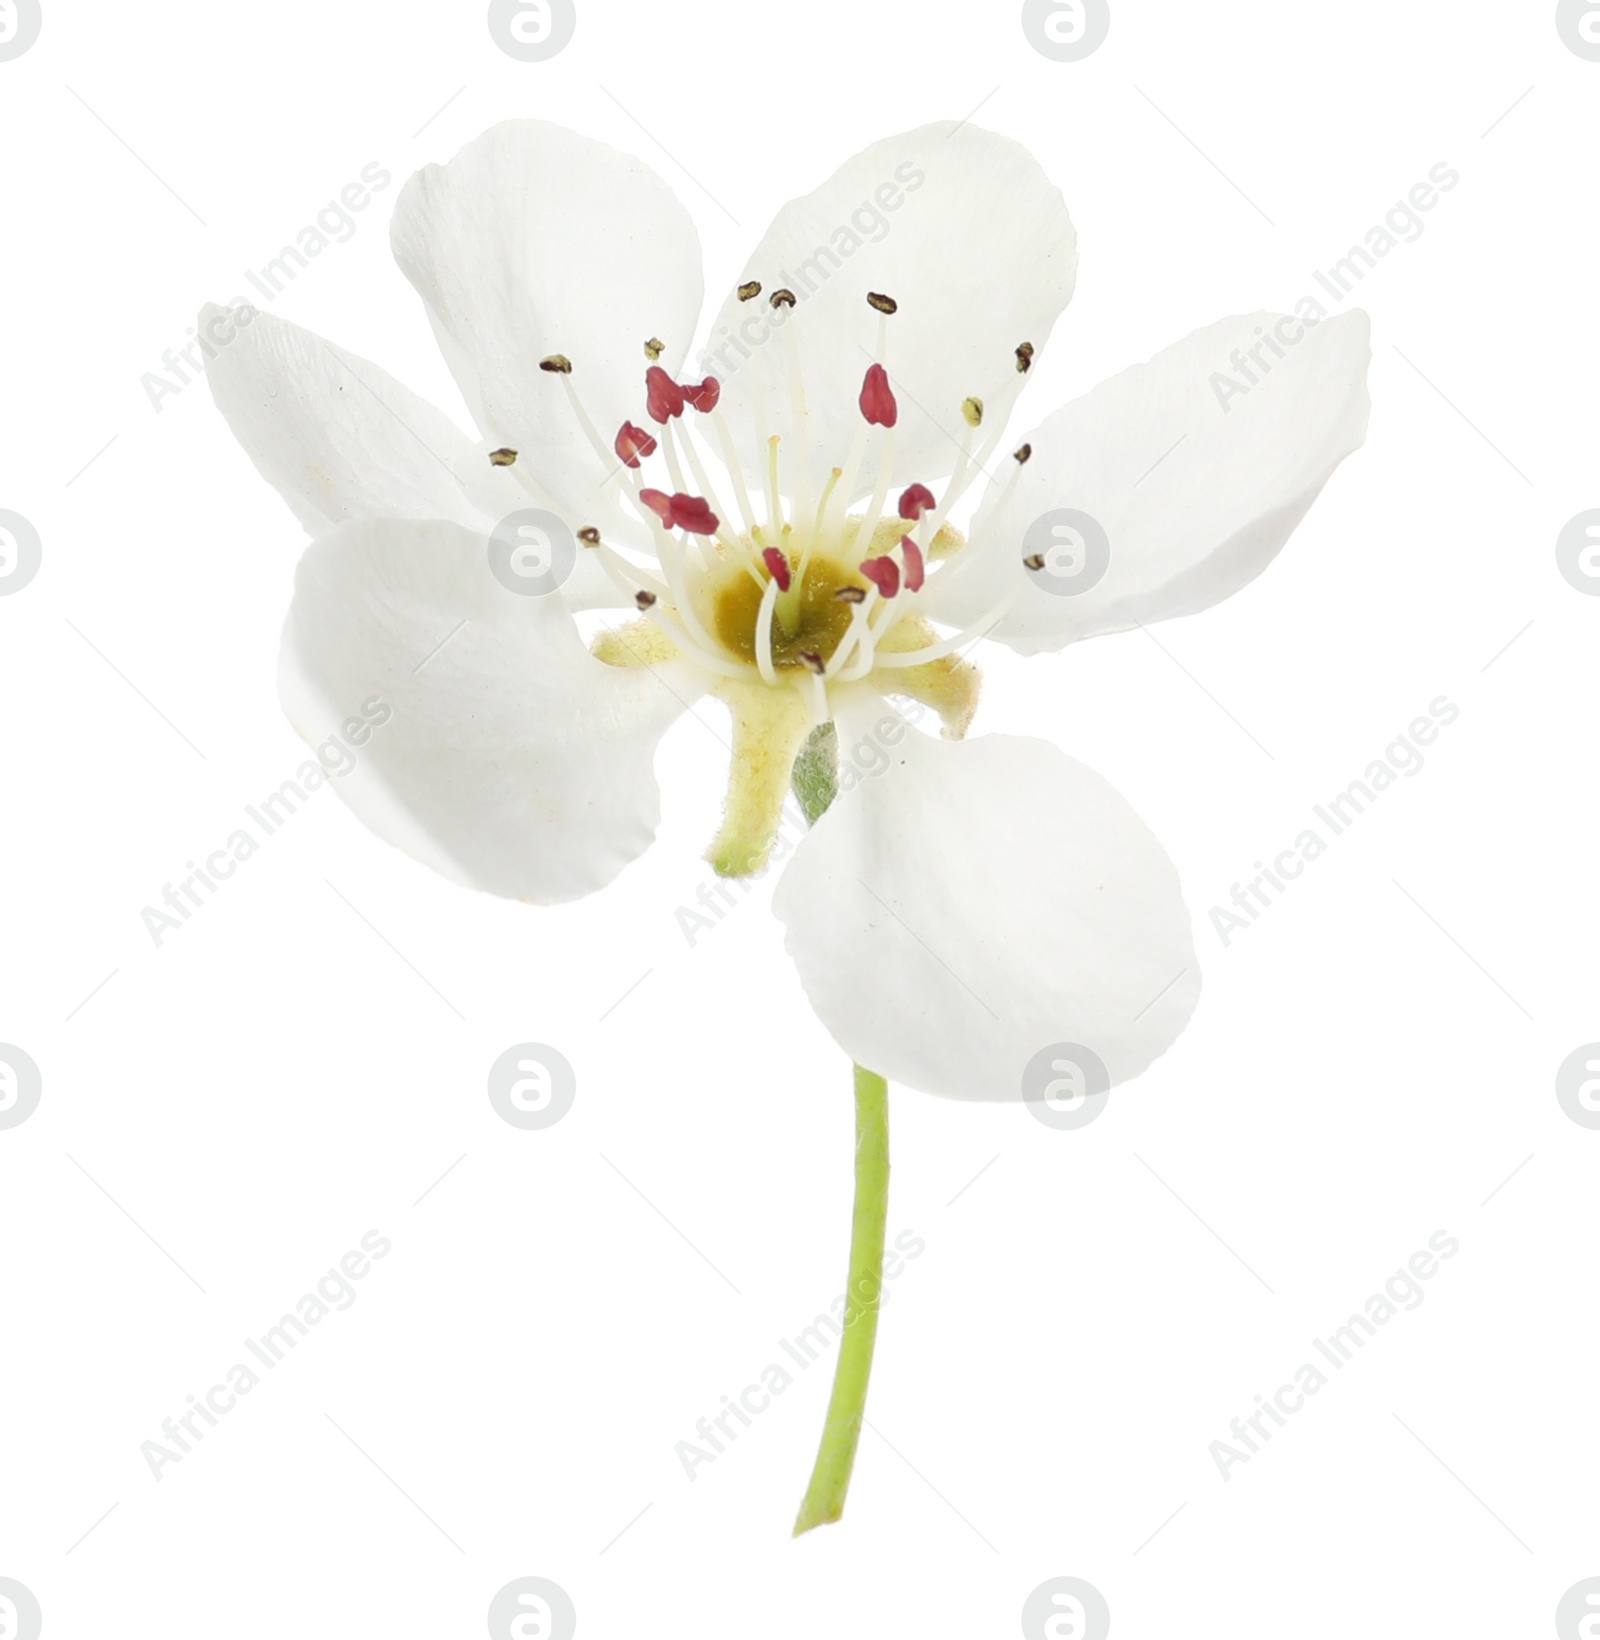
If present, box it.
[709,551,864,672]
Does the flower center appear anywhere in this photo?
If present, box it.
[533,285,1036,713]
[710,552,864,672]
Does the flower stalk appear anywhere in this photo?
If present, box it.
[786,720,891,1534]
[792,1063,890,1536]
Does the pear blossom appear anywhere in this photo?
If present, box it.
[204,118,1371,1530]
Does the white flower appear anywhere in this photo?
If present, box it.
[205,119,1370,1103]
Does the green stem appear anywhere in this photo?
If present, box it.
[792,1064,890,1536]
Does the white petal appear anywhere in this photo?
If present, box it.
[280,518,700,904]
[773,724,1199,1100]
[391,121,704,542]
[699,123,1077,503]
[202,304,522,531]
[924,310,1371,654]
[203,305,624,611]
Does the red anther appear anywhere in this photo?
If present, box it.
[761,546,792,591]
[899,534,926,593]
[898,482,935,521]
[859,362,898,428]
[668,493,719,535]
[614,420,658,469]
[640,488,674,525]
[683,376,722,413]
[640,488,718,533]
[646,365,686,423]
[859,555,900,599]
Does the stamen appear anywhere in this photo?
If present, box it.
[900,535,926,593]
[708,405,761,536]
[873,585,1021,668]
[754,574,780,686]
[559,312,1021,709]
[646,365,687,423]
[592,540,668,605]
[547,365,728,627]
[819,313,891,540]
[580,517,669,603]
[850,421,897,561]
[803,420,893,649]
[898,482,935,521]
[557,371,680,539]
[778,302,814,538]
[675,496,719,536]
[915,419,976,548]
[658,414,694,500]
[738,280,762,302]
[851,575,910,676]
[816,308,901,676]
[810,465,843,546]
[650,529,736,665]
[987,434,1034,522]
[488,447,517,466]
[852,457,981,668]
[664,418,749,567]
[761,547,792,591]
[826,600,874,680]
[859,363,898,428]
[763,435,784,536]
[749,361,782,537]
[642,491,720,535]
[614,421,657,468]
[806,667,828,723]
[911,387,1013,551]
[859,555,900,599]
[822,431,868,542]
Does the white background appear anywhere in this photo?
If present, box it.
[2,1,1598,1635]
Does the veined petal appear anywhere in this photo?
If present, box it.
[700,123,1077,503]
[280,518,701,904]
[203,305,625,611]
[772,723,1199,1100]
[925,311,1372,654]
[391,120,704,544]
